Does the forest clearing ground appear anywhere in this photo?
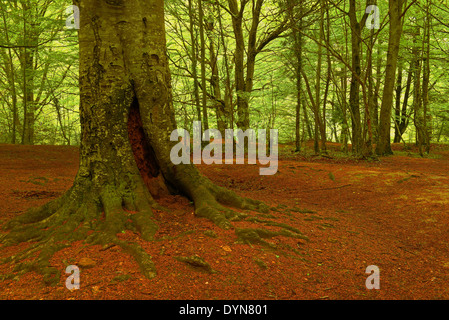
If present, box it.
[0,142,448,299]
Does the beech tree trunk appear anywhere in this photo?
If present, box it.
[1,0,267,285]
[376,0,404,155]
[187,0,202,124]
[228,0,287,131]
[290,3,303,152]
[348,0,362,155]
[393,59,412,143]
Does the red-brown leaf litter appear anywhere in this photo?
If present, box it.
[1,142,448,299]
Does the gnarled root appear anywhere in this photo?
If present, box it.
[181,174,270,229]
[0,177,158,285]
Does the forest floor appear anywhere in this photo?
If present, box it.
[0,141,449,300]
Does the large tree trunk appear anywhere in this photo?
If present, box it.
[421,1,432,154]
[1,0,267,285]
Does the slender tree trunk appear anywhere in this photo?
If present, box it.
[303,99,313,141]
[217,2,233,130]
[20,1,37,145]
[322,0,332,153]
[229,0,249,131]
[229,0,286,131]
[295,43,302,152]
[348,0,362,155]
[340,17,350,154]
[373,40,382,142]
[376,0,404,155]
[54,97,70,145]
[21,48,36,145]
[393,61,403,143]
[198,0,209,139]
[206,15,227,137]
[412,27,424,154]
[340,72,349,153]
[364,24,375,157]
[188,0,202,124]
[0,5,18,143]
[314,0,325,154]
[290,0,303,152]
[394,59,412,143]
[422,0,432,153]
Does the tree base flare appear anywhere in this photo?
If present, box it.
[1,169,303,286]
[0,177,158,285]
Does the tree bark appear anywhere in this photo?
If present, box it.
[314,0,325,154]
[228,0,249,131]
[0,4,18,144]
[393,59,412,143]
[198,0,209,138]
[393,60,403,143]
[187,0,202,124]
[292,9,303,152]
[206,12,229,136]
[422,1,432,153]
[376,0,404,155]
[348,0,362,155]
[286,0,303,152]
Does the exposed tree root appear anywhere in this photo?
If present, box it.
[1,169,303,286]
[0,177,158,285]
[235,227,309,248]
[174,255,216,274]
[172,170,271,230]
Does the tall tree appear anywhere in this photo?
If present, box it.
[347,0,369,155]
[393,56,412,143]
[314,0,325,154]
[228,0,289,131]
[0,1,18,144]
[2,0,268,285]
[376,0,405,155]
[288,0,304,152]
[187,0,202,124]
[421,0,432,154]
[198,0,209,138]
